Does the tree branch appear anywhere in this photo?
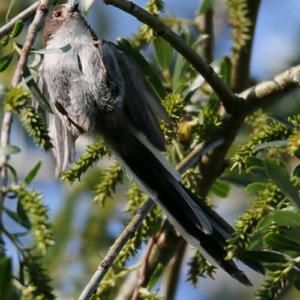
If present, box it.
[78,200,155,300]
[102,0,242,114]
[195,7,214,64]
[231,0,261,91]
[0,1,40,38]
[241,64,300,110]
[130,225,164,300]
[202,7,214,64]
[11,3,50,86]
[164,242,186,300]
[130,222,185,300]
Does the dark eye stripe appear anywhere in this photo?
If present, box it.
[77,55,83,72]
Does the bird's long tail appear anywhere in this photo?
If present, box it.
[110,131,264,285]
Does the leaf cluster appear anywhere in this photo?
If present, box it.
[225,0,252,53]
[5,86,52,150]
[225,112,300,299]
[131,0,165,48]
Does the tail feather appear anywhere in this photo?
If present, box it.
[109,131,264,285]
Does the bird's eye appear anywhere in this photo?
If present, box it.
[54,11,62,18]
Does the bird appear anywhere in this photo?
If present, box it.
[38,2,264,285]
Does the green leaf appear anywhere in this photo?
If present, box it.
[293,165,300,177]
[245,182,266,194]
[0,145,20,156]
[0,52,14,72]
[245,156,264,168]
[254,140,288,152]
[220,176,251,188]
[270,211,300,227]
[172,53,186,89]
[248,166,268,179]
[219,56,231,85]
[264,159,300,209]
[294,272,300,290]
[147,263,164,290]
[9,20,24,38]
[295,149,300,160]
[6,164,18,182]
[25,161,42,184]
[268,115,295,129]
[278,227,300,242]
[211,180,230,198]
[198,0,213,15]
[4,206,30,229]
[153,36,173,70]
[0,257,12,300]
[242,250,288,264]
[118,39,166,99]
[0,35,10,48]
[17,200,31,229]
[264,233,300,252]
[206,92,220,112]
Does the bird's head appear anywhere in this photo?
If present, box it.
[43,2,85,45]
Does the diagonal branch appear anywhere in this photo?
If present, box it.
[102,0,242,114]
[11,3,50,86]
[0,1,40,38]
[78,200,155,300]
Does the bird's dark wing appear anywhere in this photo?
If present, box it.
[99,41,170,151]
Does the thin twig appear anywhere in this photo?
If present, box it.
[11,3,50,86]
[130,221,169,300]
[0,0,52,250]
[130,233,157,300]
[0,1,40,38]
[117,223,185,300]
[78,200,155,300]
[165,242,186,300]
[102,0,242,114]
[231,0,261,91]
